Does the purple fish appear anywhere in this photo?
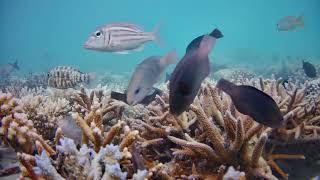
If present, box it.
[169,35,219,115]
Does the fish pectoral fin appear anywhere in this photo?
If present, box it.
[114,51,129,54]
[132,45,144,52]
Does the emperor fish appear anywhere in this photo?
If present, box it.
[216,78,283,128]
[84,22,161,54]
[277,15,304,31]
[126,49,176,105]
[169,32,222,116]
[47,66,95,89]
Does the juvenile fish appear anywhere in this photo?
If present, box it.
[186,28,223,53]
[126,50,176,105]
[47,66,95,89]
[302,60,317,78]
[216,78,283,128]
[169,35,219,115]
[0,60,19,77]
[84,22,161,54]
[277,15,304,31]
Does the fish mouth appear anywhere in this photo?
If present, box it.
[83,43,91,49]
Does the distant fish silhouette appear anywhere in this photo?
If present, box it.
[302,60,317,78]
[186,28,223,53]
[8,60,19,70]
[0,60,19,77]
[111,87,162,106]
[217,78,283,128]
[277,15,304,31]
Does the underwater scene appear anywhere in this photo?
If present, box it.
[1,0,320,179]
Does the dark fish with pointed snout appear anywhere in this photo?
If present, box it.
[302,60,317,78]
[186,28,223,53]
[169,35,220,115]
[216,78,284,128]
[111,88,162,106]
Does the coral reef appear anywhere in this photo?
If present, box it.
[1,75,319,179]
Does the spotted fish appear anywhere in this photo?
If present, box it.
[47,66,95,89]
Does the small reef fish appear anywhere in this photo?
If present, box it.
[186,28,223,52]
[277,15,304,31]
[84,22,161,54]
[126,50,176,105]
[0,60,19,77]
[47,66,95,89]
[111,88,163,106]
[216,78,283,128]
[169,34,221,116]
[302,60,317,78]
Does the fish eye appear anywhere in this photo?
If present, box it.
[95,31,102,38]
[134,88,140,95]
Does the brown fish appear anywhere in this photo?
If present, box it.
[216,78,283,128]
[169,35,218,115]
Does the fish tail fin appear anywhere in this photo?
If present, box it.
[216,78,236,95]
[161,49,177,66]
[198,35,215,56]
[296,14,304,27]
[209,28,223,39]
[152,23,164,47]
[9,60,20,70]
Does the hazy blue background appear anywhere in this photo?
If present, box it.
[1,0,319,76]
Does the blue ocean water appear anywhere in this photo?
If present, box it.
[1,0,320,76]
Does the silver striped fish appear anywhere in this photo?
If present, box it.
[84,22,161,54]
[47,66,95,89]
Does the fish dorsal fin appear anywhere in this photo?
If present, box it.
[160,49,177,66]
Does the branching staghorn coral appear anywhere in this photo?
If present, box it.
[1,75,319,179]
[0,92,55,156]
[19,92,70,141]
